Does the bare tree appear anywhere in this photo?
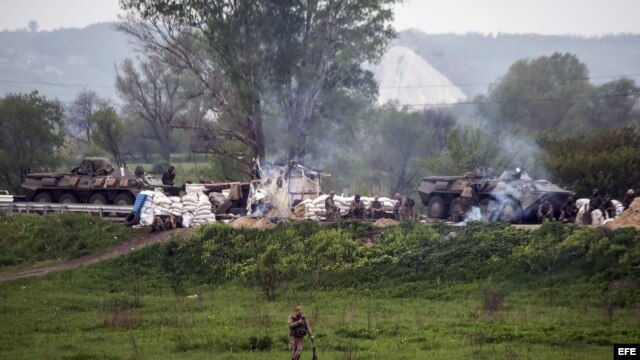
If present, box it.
[117,14,266,166]
[116,57,202,162]
[66,90,107,144]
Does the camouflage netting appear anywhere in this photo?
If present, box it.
[78,157,114,176]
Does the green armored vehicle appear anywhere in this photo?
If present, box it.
[418,167,573,223]
[21,157,179,206]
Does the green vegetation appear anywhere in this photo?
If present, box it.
[1,220,639,359]
[0,213,142,268]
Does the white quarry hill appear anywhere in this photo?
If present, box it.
[371,46,467,107]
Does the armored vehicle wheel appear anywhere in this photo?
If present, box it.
[34,192,52,203]
[58,193,78,204]
[113,193,135,216]
[33,192,53,215]
[449,198,467,222]
[499,200,522,223]
[88,193,108,216]
[427,195,447,219]
[479,198,499,221]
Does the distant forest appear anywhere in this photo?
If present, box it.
[1,24,639,101]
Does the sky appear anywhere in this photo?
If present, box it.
[0,0,639,36]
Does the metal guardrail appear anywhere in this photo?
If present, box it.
[0,202,133,218]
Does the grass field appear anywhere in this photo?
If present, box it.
[2,272,636,359]
[1,219,639,359]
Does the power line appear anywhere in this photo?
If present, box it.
[1,72,639,91]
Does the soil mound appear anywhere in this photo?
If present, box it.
[229,216,276,230]
[373,218,399,228]
[606,198,640,229]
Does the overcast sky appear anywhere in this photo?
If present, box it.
[0,0,639,36]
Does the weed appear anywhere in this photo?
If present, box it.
[483,288,507,315]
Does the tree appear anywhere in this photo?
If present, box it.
[477,53,590,133]
[425,127,509,176]
[422,108,456,151]
[538,127,640,198]
[477,52,640,133]
[264,0,395,159]
[66,89,107,144]
[116,57,202,161]
[90,107,126,167]
[118,0,397,163]
[0,92,65,193]
[28,20,38,32]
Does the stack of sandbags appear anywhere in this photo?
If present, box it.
[139,190,156,226]
[300,194,398,221]
[153,191,173,216]
[194,193,216,225]
[181,193,198,228]
[169,196,183,216]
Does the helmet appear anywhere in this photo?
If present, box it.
[394,193,401,199]
[592,188,599,195]
[627,189,635,195]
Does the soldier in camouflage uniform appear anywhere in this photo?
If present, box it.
[349,194,366,220]
[325,191,339,221]
[288,306,314,360]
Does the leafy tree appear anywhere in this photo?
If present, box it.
[477,52,639,133]
[118,0,397,163]
[90,107,126,167]
[66,89,107,145]
[0,92,65,193]
[538,127,640,198]
[116,57,202,161]
[425,126,509,175]
[477,53,591,133]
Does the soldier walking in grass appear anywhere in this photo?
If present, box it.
[288,305,314,360]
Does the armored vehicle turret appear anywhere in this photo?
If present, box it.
[21,157,180,207]
[417,167,573,223]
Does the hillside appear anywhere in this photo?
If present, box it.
[0,24,639,104]
[397,30,640,97]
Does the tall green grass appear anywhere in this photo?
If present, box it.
[1,220,639,359]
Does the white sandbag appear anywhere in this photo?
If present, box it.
[140,213,154,226]
[182,214,194,228]
[184,206,197,213]
[169,196,182,203]
[140,190,155,198]
[312,194,329,206]
[185,184,206,194]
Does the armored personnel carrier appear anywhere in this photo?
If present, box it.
[21,157,179,206]
[417,167,573,223]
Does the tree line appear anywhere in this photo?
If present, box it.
[0,1,639,199]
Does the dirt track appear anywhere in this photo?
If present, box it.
[0,228,195,283]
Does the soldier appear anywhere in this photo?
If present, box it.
[325,191,339,221]
[162,165,176,185]
[601,195,616,219]
[585,188,602,225]
[369,196,384,219]
[393,193,408,221]
[349,194,366,220]
[559,196,578,223]
[589,188,603,213]
[623,189,635,210]
[537,197,554,223]
[288,305,314,360]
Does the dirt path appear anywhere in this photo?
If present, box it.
[0,228,195,283]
